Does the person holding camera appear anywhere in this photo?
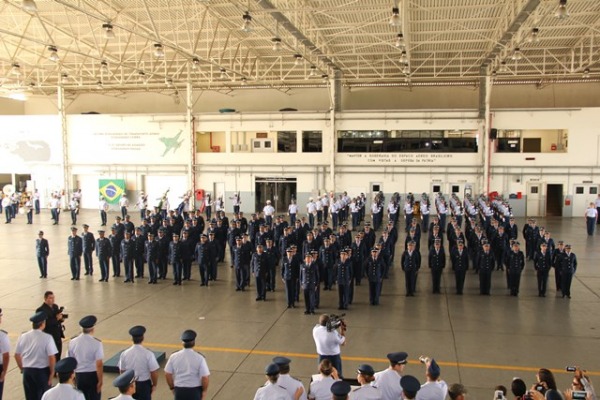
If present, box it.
[416,357,447,400]
[36,291,66,363]
[568,367,596,400]
[312,314,346,379]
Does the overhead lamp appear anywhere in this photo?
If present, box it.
[22,0,37,12]
[294,54,303,66]
[192,57,201,69]
[102,23,115,39]
[491,70,497,77]
[511,47,523,61]
[48,46,59,62]
[528,28,540,43]
[165,78,174,88]
[241,11,253,33]
[100,60,109,72]
[61,73,69,84]
[400,50,408,64]
[555,0,569,20]
[402,64,410,75]
[11,63,21,76]
[395,33,405,48]
[95,80,103,90]
[321,74,329,83]
[153,43,165,58]
[138,70,146,83]
[219,68,227,79]
[272,38,282,52]
[583,68,590,79]
[389,7,401,27]
[241,77,247,86]
[309,65,317,77]
[499,61,508,73]
[27,81,36,91]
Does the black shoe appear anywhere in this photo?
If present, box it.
[256,298,262,301]
[304,311,310,314]
[75,278,79,281]
[84,272,89,276]
[172,282,178,285]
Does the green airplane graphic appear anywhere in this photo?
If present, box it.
[159,130,184,157]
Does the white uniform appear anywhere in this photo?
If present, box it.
[309,376,337,400]
[99,199,108,211]
[41,383,85,400]
[289,204,298,214]
[0,329,10,365]
[312,325,345,356]
[118,344,159,381]
[307,202,317,214]
[416,381,448,400]
[164,348,210,387]
[349,384,382,400]
[15,329,58,368]
[67,333,104,373]
[373,369,402,400]
[277,374,307,400]
[264,205,275,217]
[254,381,292,400]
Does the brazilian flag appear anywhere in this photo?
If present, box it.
[99,179,125,204]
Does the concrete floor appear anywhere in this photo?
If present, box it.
[0,210,598,400]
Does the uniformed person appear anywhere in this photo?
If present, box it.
[349,364,381,399]
[67,315,103,400]
[365,248,383,305]
[67,227,84,280]
[300,253,318,314]
[253,363,293,400]
[401,241,421,297]
[121,231,136,283]
[428,239,445,294]
[169,233,183,285]
[282,248,299,308]
[109,227,122,278]
[552,241,565,292]
[400,375,422,400]
[133,227,147,279]
[374,352,408,400]
[165,330,210,400]
[506,241,525,296]
[272,357,306,400]
[331,381,352,400]
[82,225,95,276]
[336,249,352,310]
[145,232,159,284]
[112,369,136,400]
[119,326,159,400]
[308,359,338,400]
[477,242,495,295]
[36,231,50,279]
[560,244,577,298]
[450,241,469,295]
[252,245,269,301]
[534,243,552,297]
[0,308,10,400]
[95,230,112,282]
[14,311,58,400]
[40,357,84,400]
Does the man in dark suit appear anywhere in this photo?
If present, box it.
[67,227,83,280]
[36,231,50,278]
[36,291,65,363]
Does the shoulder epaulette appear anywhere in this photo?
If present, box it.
[0,329,7,334]
[94,337,102,342]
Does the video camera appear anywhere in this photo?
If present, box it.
[326,313,346,332]
[58,306,69,319]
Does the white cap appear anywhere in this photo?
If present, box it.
[266,200,271,204]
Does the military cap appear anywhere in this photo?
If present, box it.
[266,238,273,242]
[434,239,441,243]
[513,241,520,246]
[79,315,97,328]
[243,233,249,236]
[82,224,89,228]
[201,234,207,238]
[116,216,122,220]
[172,233,180,237]
[483,242,490,247]
[286,247,293,252]
[71,226,78,231]
[427,359,441,378]
[357,364,375,376]
[409,227,416,232]
[208,232,215,236]
[113,369,136,388]
[310,250,319,255]
[401,375,421,394]
[135,226,142,232]
[210,219,217,224]
[129,325,146,337]
[111,226,117,231]
[235,236,242,241]
[340,249,348,254]
[557,240,564,244]
[387,352,408,365]
[265,363,280,376]
[55,357,77,374]
[125,231,132,235]
[457,240,464,245]
[565,244,572,249]
[38,230,44,235]
[30,311,47,323]
[181,329,197,342]
[540,242,547,247]
[272,356,291,366]
[321,221,328,226]
[324,237,331,241]
[331,381,352,397]
[371,248,378,253]
[408,240,416,246]
[148,232,155,237]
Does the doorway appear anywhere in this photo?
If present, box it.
[255,177,297,213]
[526,182,543,216]
[572,184,598,216]
[546,184,563,217]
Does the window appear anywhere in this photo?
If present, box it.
[576,187,584,194]
[277,131,296,153]
[531,186,539,194]
[496,129,568,153]
[452,185,460,193]
[590,187,598,195]
[196,131,226,153]
[432,185,441,193]
[337,130,477,153]
[302,131,322,152]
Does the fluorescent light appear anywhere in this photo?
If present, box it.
[583,68,590,79]
[61,73,69,84]
[272,38,282,52]
[294,54,303,66]
[511,48,523,61]
[395,33,405,48]
[400,50,408,64]
[192,57,200,69]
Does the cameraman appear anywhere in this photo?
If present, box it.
[36,291,66,362]
[312,314,346,378]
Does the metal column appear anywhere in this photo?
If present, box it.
[482,72,492,194]
[329,70,342,191]
[58,85,70,205]
[186,81,195,202]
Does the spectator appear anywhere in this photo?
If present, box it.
[401,375,422,400]
[512,378,527,400]
[308,359,338,400]
[448,383,467,400]
[416,358,447,400]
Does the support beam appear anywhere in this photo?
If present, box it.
[58,84,70,206]
[482,73,493,195]
[186,79,195,206]
[328,70,342,191]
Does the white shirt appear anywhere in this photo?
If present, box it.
[420,203,430,215]
[15,329,58,368]
[99,200,108,211]
[307,202,317,214]
[277,374,307,400]
[50,198,60,209]
[0,329,10,364]
[289,204,298,214]
[312,325,345,356]
[349,384,382,400]
[387,203,398,214]
[416,381,448,400]
[67,333,104,373]
[41,383,85,400]
[137,196,147,209]
[254,381,292,400]
[585,208,598,218]
[164,348,210,388]
[321,197,329,207]
[119,197,129,207]
[119,344,160,381]
[404,203,413,215]
[264,205,275,216]
[1,197,9,208]
[309,376,337,400]
[373,368,402,400]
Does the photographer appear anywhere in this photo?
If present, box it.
[312,314,346,378]
[566,367,596,400]
[36,291,66,363]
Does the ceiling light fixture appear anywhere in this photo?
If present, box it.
[96,80,103,90]
[22,0,37,12]
[511,47,523,61]
[165,78,174,88]
[395,33,405,48]
[48,46,59,62]
[241,11,253,33]
[309,65,317,77]
[402,64,410,75]
[153,43,165,58]
[389,6,401,27]
[241,77,247,86]
[102,23,115,39]
[499,61,508,73]
[555,0,569,19]
[294,54,303,66]
[583,68,590,79]
[492,70,497,77]
[138,71,146,83]
[100,60,109,72]
[192,57,200,69]
[321,74,329,83]
[61,73,69,84]
[400,50,408,64]
[272,38,282,52]
[219,68,227,79]
[11,63,21,76]
[528,28,540,43]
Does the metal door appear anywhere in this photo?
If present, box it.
[572,184,599,216]
[526,182,543,216]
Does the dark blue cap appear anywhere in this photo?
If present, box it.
[113,369,136,388]
[272,356,291,366]
[181,329,197,342]
[401,375,421,394]
[55,357,77,373]
[30,311,47,323]
[265,363,280,376]
[331,381,351,396]
[387,352,408,364]
[97,229,105,233]
[427,359,441,378]
[357,364,375,375]
[129,325,146,337]
[79,315,97,328]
